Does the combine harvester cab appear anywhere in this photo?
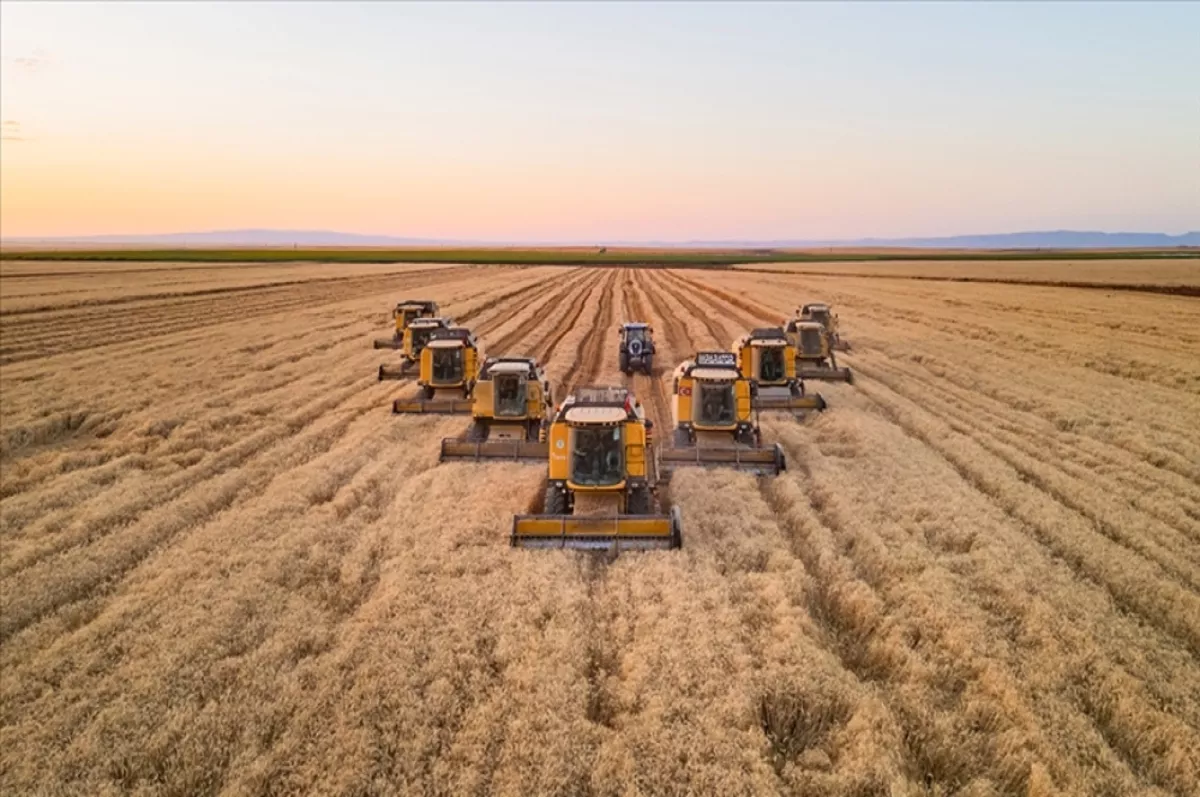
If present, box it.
[659,351,786,478]
[378,316,455,380]
[512,386,681,552]
[785,319,853,383]
[373,300,439,350]
[733,328,827,414]
[798,302,849,352]
[392,327,480,414]
[440,356,553,463]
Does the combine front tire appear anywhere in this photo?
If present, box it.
[544,484,568,515]
[626,484,651,515]
[422,385,435,400]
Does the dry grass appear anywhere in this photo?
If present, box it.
[1,260,1198,796]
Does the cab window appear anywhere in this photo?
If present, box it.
[800,328,824,355]
[432,347,464,383]
[759,347,786,381]
[696,382,735,425]
[494,374,525,417]
[571,426,624,486]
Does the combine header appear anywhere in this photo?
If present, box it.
[439,356,553,463]
[373,300,439,350]
[659,351,786,478]
[511,386,681,551]
[732,328,827,413]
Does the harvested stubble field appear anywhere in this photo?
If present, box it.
[1,258,1198,797]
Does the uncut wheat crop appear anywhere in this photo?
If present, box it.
[2,257,1199,797]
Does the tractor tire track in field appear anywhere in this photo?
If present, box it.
[649,274,1081,793]
[687,269,1200,790]
[4,263,1199,797]
[625,271,674,433]
[0,273,562,623]
[559,270,618,396]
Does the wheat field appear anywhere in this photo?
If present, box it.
[1,259,1199,797]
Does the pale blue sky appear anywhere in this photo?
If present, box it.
[2,1,1197,239]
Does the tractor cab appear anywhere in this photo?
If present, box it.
[618,322,656,375]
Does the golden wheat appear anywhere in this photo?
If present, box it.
[1,259,1198,796]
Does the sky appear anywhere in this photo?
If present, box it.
[1,1,1197,241]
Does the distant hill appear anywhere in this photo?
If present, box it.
[4,229,1198,249]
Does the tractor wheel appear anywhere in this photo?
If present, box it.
[626,484,651,515]
[544,484,568,515]
[619,352,629,373]
[642,355,653,375]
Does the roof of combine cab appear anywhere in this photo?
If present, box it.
[427,327,475,346]
[678,351,740,379]
[558,386,641,424]
[738,327,788,346]
[410,316,453,328]
[482,357,542,377]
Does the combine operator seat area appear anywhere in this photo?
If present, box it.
[429,342,465,385]
[695,378,736,427]
[567,409,626,488]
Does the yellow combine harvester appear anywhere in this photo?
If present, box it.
[512,386,681,551]
[732,328,827,413]
[392,327,481,414]
[660,351,786,476]
[798,302,849,351]
[785,319,853,383]
[378,316,454,380]
[373,300,439,349]
[440,356,553,463]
